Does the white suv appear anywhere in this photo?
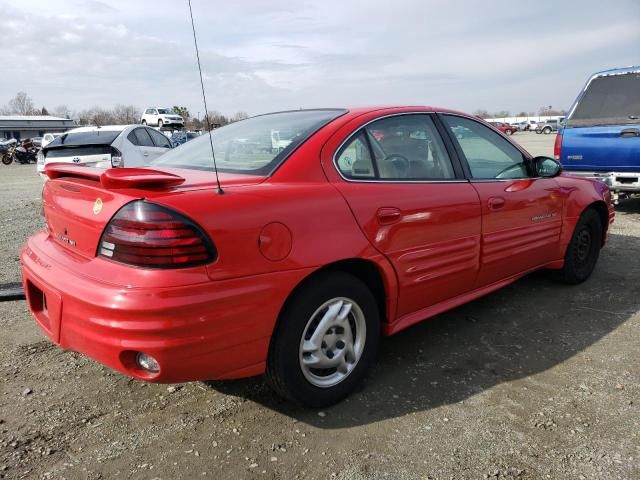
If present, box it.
[140,108,185,129]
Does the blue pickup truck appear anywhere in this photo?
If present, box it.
[556,66,640,204]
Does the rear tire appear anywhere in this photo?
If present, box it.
[554,209,603,284]
[266,271,380,407]
[505,129,513,135]
[543,127,552,134]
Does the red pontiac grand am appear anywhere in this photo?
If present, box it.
[21,107,614,407]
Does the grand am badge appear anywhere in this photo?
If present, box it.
[93,198,103,215]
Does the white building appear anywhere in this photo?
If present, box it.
[0,115,76,141]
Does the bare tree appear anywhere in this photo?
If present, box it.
[6,92,36,115]
[206,110,229,128]
[76,107,116,126]
[230,111,249,122]
[112,104,140,124]
[52,105,71,118]
[473,109,490,119]
[172,106,190,120]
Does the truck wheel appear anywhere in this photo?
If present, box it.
[266,271,380,407]
[543,127,552,134]
[554,209,603,284]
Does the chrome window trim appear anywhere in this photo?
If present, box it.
[332,111,466,184]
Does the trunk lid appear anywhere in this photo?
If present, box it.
[44,145,114,169]
[42,164,265,259]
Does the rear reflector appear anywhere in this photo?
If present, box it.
[554,133,562,160]
[99,201,216,268]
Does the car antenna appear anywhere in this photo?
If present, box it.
[187,0,223,194]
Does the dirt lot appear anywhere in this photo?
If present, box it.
[1,134,639,480]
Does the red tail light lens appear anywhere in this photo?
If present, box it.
[99,201,216,268]
[554,133,562,160]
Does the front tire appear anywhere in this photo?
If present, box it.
[266,271,380,407]
[1,154,12,165]
[141,119,147,125]
[555,209,603,284]
[158,119,163,128]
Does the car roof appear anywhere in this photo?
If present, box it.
[590,65,640,79]
[65,125,133,134]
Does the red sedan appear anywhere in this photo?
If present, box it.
[21,107,614,407]
[487,121,517,135]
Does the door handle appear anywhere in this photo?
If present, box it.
[377,207,402,225]
[143,152,149,157]
[487,197,505,211]
[620,128,639,137]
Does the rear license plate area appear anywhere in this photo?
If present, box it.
[616,177,638,185]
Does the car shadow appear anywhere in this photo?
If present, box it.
[614,196,640,214]
[206,232,640,428]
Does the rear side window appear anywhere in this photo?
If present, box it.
[336,132,376,179]
[336,114,455,181]
[568,72,640,126]
[147,129,172,148]
[132,128,154,147]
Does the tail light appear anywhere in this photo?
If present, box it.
[98,201,216,268]
[111,147,123,167]
[553,133,562,160]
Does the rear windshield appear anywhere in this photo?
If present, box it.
[568,72,640,127]
[45,130,121,148]
[152,109,346,175]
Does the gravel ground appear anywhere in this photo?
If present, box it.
[1,136,639,480]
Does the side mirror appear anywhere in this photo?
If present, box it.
[534,156,562,178]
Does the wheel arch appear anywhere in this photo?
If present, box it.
[586,200,609,246]
[271,257,393,343]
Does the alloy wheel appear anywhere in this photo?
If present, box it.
[298,297,366,388]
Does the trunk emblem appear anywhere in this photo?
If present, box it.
[93,198,103,215]
[72,157,81,163]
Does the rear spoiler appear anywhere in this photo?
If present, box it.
[44,164,185,189]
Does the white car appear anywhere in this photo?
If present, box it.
[41,132,63,148]
[37,125,173,175]
[140,107,185,129]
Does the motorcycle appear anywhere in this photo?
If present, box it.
[0,139,17,164]
[2,139,39,165]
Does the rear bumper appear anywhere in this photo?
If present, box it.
[20,231,312,383]
[563,170,640,193]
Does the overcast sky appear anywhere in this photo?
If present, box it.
[1,0,639,117]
